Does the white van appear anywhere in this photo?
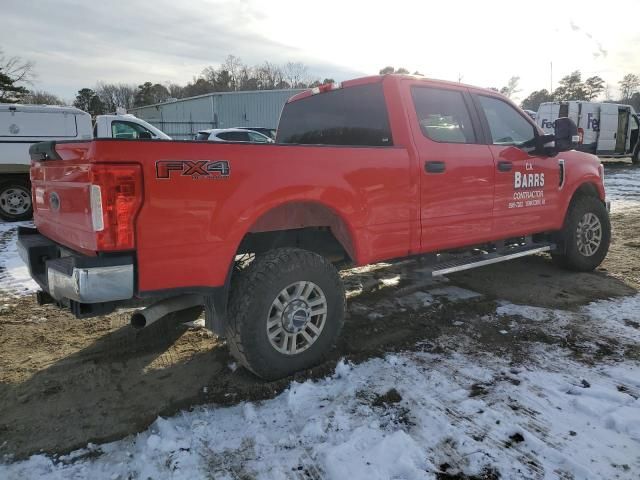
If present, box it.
[536,101,639,163]
[0,104,171,221]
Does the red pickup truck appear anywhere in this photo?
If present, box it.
[18,75,610,379]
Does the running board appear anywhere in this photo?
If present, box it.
[430,244,554,277]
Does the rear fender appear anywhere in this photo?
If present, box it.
[246,201,357,260]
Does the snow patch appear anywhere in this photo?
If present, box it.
[0,222,39,296]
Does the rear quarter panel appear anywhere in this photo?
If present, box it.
[91,140,415,292]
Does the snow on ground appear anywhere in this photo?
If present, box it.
[2,294,639,480]
[0,162,638,478]
[603,165,640,212]
[0,221,39,296]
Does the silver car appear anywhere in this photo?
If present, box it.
[195,128,274,143]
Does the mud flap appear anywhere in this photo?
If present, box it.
[204,288,229,336]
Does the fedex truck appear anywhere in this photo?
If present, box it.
[0,104,170,221]
[536,101,639,163]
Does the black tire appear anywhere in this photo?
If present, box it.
[0,178,32,222]
[226,248,345,380]
[632,142,640,165]
[552,196,611,272]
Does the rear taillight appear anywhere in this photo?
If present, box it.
[577,127,584,144]
[89,164,142,251]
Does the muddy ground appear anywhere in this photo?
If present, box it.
[1,163,638,461]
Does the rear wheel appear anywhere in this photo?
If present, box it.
[0,179,32,221]
[226,248,345,380]
[552,196,610,271]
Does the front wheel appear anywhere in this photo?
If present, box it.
[226,248,345,380]
[0,179,32,222]
[552,196,611,271]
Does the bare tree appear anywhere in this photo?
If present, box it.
[95,82,136,112]
[23,90,65,105]
[221,55,244,91]
[0,48,35,86]
[282,62,309,88]
[166,82,184,99]
[500,76,521,98]
[0,49,35,102]
[255,62,284,90]
[619,74,640,102]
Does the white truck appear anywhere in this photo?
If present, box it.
[536,101,639,164]
[0,104,170,221]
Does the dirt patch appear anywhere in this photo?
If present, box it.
[1,207,638,460]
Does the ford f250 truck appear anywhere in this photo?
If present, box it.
[17,75,610,380]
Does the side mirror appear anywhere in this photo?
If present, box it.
[138,131,153,139]
[553,117,579,152]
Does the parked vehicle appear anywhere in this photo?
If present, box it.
[0,104,170,221]
[234,126,277,140]
[18,75,610,380]
[523,109,536,120]
[194,128,274,143]
[537,101,639,163]
[95,114,171,140]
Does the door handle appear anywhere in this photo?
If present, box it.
[497,161,513,172]
[425,161,445,173]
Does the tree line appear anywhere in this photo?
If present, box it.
[2,47,640,115]
[73,55,336,115]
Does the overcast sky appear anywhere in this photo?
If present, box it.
[2,0,639,102]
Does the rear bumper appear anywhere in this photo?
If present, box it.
[17,227,134,310]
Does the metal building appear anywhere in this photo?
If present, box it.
[128,89,305,140]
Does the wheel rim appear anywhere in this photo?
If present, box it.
[576,212,602,257]
[266,281,327,355]
[0,186,31,216]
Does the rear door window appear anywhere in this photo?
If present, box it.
[217,131,250,142]
[478,95,536,146]
[277,83,393,146]
[411,87,477,143]
[247,131,270,143]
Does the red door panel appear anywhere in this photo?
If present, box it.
[491,145,560,237]
[403,82,495,252]
[473,93,561,238]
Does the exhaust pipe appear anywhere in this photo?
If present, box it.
[130,294,203,329]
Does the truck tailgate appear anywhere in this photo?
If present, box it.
[31,141,98,254]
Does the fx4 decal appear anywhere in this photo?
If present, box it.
[156,160,230,179]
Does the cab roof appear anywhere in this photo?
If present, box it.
[286,74,505,103]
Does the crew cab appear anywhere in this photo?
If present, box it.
[18,75,610,380]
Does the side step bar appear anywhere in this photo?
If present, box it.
[430,244,554,277]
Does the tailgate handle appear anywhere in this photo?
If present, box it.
[497,161,513,172]
[425,161,446,173]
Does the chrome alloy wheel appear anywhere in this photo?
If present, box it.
[576,212,602,257]
[0,187,31,216]
[266,281,327,355]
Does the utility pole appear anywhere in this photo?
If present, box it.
[550,61,553,94]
